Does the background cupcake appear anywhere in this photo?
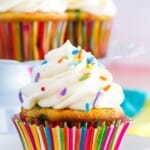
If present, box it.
[66,0,116,58]
[0,0,116,61]
[13,41,129,149]
[0,0,68,61]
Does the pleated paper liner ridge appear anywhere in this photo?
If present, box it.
[12,114,130,150]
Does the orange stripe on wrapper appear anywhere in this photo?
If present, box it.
[19,122,33,149]
[31,22,38,60]
[51,127,59,150]
[102,21,112,57]
[0,22,9,59]
[7,22,22,60]
[30,124,41,150]
[92,21,101,58]
[64,126,69,150]
[75,128,81,150]
[39,125,49,150]
[77,21,83,47]
[49,21,58,50]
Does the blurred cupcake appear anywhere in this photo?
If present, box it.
[0,0,116,61]
[12,41,130,149]
[0,0,68,61]
[66,0,116,58]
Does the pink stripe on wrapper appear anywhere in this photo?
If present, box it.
[114,122,130,150]
[22,22,31,60]
[69,128,73,150]
[106,125,117,149]
[101,125,115,150]
[24,123,36,150]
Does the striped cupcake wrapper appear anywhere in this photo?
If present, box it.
[65,18,112,59]
[0,11,112,61]
[12,115,130,150]
[0,20,67,61]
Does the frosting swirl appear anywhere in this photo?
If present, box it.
[0,0,67,13]
[0,0,116,16]
[67,0,116,16]
[20,41,124,111]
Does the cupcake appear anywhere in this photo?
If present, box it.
[12,41,129,149]
[0,0,115,61]
[66,0,116,58]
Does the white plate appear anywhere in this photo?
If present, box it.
[0,133,149,150]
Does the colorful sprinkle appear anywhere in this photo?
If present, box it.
[100,76,107,81]
[72,49,79,55]
[79,73,91,81]
[19,91,23,103]
[58,56,64,63]
[86,64,94,69]
[64,55,68,60]
[41,86,46,91]
[85,103,91,112]
[34,72,40,82]
[60,88,67,96]
[41,60,48,65]
[93,91,101,107]
[103,85,111,91]
[86,57,94,64]
[77,49,82,59]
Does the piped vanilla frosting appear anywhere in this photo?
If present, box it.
[20,41,124,111]
[0,0,116,16]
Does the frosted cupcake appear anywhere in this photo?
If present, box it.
[66,0,116,58]
[13,41,129,149]
[0,0,116,61]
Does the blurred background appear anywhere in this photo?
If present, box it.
[107,0,150,92]
[107,0,150,140]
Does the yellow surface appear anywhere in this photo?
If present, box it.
[128,99,150,137]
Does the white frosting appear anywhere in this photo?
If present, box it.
[67,0,116,16]
[20,41,124,111]
[0,0,116,16]
[0,0,67,13]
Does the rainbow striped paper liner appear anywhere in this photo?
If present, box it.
[12,115,129,150]
[0,11,112,61]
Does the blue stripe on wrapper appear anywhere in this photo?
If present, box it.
[45,126,52,150]
[80,127,86,149]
